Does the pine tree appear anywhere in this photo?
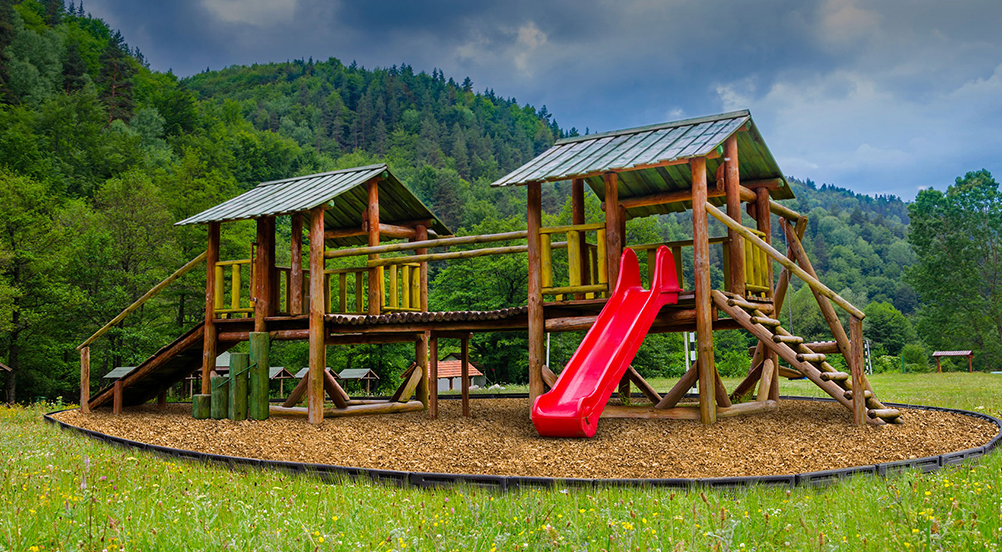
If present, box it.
[62,40,87,93]
[0,0,15,101]
[46,0,65,25]
[98,31,136,125]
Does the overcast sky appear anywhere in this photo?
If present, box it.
[84,0,1002,199]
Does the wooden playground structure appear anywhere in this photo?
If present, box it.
[76,110,901,430]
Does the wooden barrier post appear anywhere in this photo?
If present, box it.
[527,182,545,404]
[192,394,210,419]
[724,135,745,296]
[210,374,229,419]
[307,204,327,424]
[367,177,381,315]
[691,156,717,424]
[229,352,249,420]
[80,347,90,413]
[290,213,304,315]
[202,221,220,395]
[249,332,270,420]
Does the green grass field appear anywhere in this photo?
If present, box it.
[3,373,1002,551]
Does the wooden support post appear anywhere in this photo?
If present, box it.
[157,390,167,409]
[416,332,429,409]
[202,221,220,395]
[725,135,745,296]
[714,371,732,408]
[249,332,269,420]
[849,316,866,425]
[757,359,775,402]
[290,213,304,315]
[755,187,773,296]
[969,355,974,373]
[936,357,941,373]
[80,347,90,413]
[603,173,622,287]
[657,361,698,410]
[429,336,439,419]
[618,376,631,405]
[308,205,326,425]
[367,177,381,315]
[461,334,471,417]
[691,156,716,424]
[571,178,589,299]
[112,379,123,415]
[254,217,276,332]
[415,225,429,312]
[229,352,249,420]
[527,182,545,404]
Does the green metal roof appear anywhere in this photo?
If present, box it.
[491,110,793,218]
[103,366,136,379]
[338,368,379,380]
[294,367,333,379]
[176,164,450,246]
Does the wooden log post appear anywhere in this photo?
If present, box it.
[229,352,249,421]
[112,379,123,415]
[210,374,229,419]
[80,347,90,413]
[290,213,304,315]
[849,316,866,425]
[367,178,381,315]
[202,221,220,395]
[192,394,210,419]
[157,390,167,409]
[691,156,717,424]
[603,173,622,288]
[754,186,779,399]
[571,178,589,299]
[527,182,545,404]
[461,334,471,417]
[414,224,430,411]
[308,204,327,425]
[429,336,439,419]
[248,332,270,420]
[724,135,745,296]
[254,217,276,332]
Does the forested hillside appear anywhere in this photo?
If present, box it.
[1,1,998,403]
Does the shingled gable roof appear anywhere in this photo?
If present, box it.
[491,110,793,219]
[175,164,450,246]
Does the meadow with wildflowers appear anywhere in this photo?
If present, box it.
[2,372,1002,551]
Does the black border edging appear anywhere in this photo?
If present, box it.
[43,396,1002,492]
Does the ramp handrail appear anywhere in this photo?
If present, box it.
[77,251,208,350]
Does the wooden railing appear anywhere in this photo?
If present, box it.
[741,229,771,298]
[213,259,254,317]
[384,262,421,312]
[540,222,607,299]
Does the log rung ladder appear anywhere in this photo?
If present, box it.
[714,290,901,424]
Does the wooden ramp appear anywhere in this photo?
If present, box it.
[88,322,236,410]
[713,290,901,424]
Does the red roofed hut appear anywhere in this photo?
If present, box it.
[436,354,486,392]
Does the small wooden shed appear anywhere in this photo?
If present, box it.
[338,368,380,394]
[933,350,974,373]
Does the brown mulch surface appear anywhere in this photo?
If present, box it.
[53,400,998,479]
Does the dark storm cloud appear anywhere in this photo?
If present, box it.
[85,0,1002,198]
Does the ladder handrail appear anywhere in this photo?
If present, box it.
[705,202,865,319]
[77,250,208,350]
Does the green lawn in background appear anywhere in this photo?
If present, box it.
[2,372,1001,551]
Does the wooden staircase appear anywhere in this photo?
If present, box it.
[88,322,239,410]
[713,290,901,425]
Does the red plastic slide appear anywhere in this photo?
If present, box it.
[532,246,681,438]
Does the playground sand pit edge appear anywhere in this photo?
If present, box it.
[54,399,996,480]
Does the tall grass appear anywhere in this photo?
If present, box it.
[2,373,1002,551]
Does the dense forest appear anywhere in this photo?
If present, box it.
[1,1,999,403]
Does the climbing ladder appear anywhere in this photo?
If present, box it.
[713,290,901,425]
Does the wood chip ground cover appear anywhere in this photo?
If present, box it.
[54,400,996,479]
